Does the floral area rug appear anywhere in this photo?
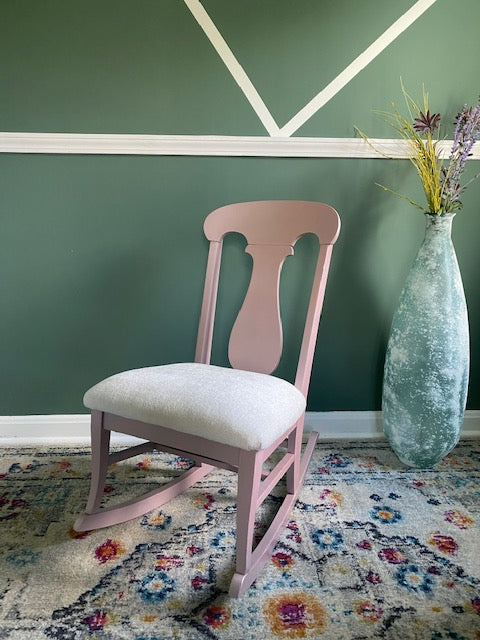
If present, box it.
[0,439,479,640]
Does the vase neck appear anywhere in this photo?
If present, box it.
[424,213,455,238]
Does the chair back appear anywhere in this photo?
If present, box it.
[195,201,340,396]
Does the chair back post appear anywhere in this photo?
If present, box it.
[194,240,223,364]
[294,242,334,397]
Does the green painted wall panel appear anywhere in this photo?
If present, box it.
[297,0,480,137]
[2,0,479,136]
[0,0,479,414]
[0,0,264,134]
[1,154,478,413]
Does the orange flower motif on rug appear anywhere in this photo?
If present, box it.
[193,492,215,510]
[155,554,184,571]
[203,605,231,629]
[94,538,126,564]
[264,592,327,638]
[135,457,152,470]
[319,488,344,507]
[444,509,474,529]
[428,532,458,555]
[354,599,384,623]
[272,552,294,570]
[50,459,73,475]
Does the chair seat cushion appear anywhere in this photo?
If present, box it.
[83,362,306,451]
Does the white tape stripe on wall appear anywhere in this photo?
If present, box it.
[279,0,439,136]
[184,0,280,136]
[185,0,438,137]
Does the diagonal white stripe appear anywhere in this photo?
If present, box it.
[185,0,438,138]
[278,0,438,136]
[184,0,280,136]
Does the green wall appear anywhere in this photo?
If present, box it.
[1,0,479,414]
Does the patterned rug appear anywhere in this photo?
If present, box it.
[0,439,479,639]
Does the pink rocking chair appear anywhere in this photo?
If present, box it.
[75,200,340,597]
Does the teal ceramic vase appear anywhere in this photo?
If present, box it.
[382,213,469,468]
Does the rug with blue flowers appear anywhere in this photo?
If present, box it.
[0,439,479,639]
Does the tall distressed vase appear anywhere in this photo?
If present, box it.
[382,213,469,468]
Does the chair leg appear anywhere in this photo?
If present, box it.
[74,411,214,532]
[229,430,319,597]
[229,450,263,597]
[85,411,111,514]
[286,419,303,495]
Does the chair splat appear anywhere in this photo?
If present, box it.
[228,243,294,374]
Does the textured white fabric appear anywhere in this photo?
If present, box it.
[83,362,306,451]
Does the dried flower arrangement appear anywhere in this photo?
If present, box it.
[357,82,480,215]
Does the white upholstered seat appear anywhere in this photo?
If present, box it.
[84,362,306,451]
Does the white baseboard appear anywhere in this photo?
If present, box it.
[306,410,480,440]
[0,411,479,447]
[0,414,141,447]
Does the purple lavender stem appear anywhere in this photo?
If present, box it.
[441,98,480,212]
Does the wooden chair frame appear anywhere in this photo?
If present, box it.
[74,200,340,597]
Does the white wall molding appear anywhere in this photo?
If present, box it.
[0,411,478,446]
[1,132,479,159]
